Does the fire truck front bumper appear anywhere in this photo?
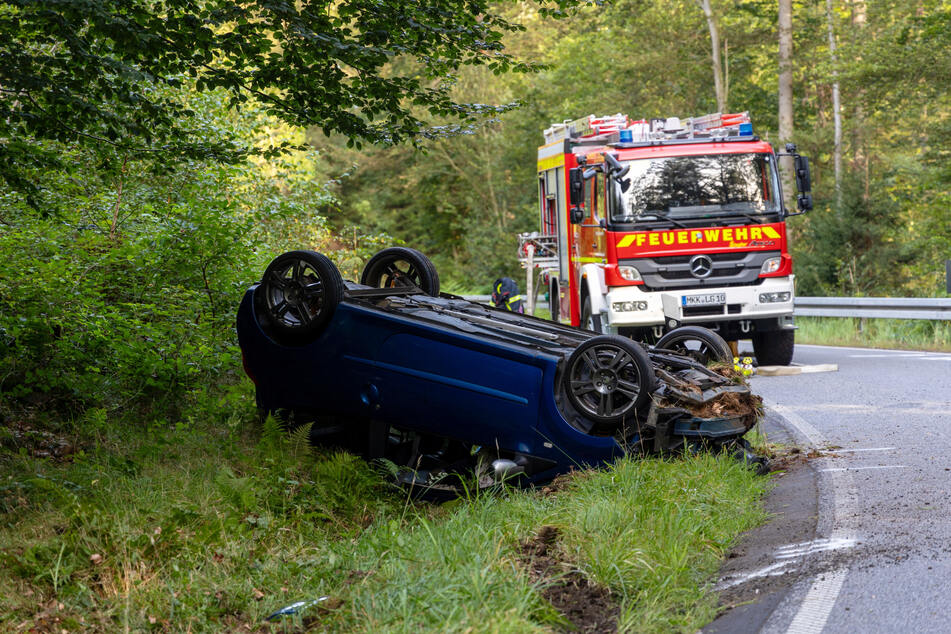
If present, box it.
[604,275,796,329]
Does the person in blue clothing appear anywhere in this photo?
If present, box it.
[491,277,524,313]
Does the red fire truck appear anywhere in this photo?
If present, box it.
[520,112,812,365]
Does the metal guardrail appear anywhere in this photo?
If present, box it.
[463,295,950,321]
[795,297,951,321]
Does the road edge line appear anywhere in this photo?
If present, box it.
[762,399,856,634]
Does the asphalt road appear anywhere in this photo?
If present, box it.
[725,343,951,633]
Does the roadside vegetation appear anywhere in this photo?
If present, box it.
[0,394,768,632]
[795,317,951,353]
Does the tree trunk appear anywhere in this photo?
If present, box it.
[778,0,794,207]
[699,0,727,112]
[826,0,842,212]
[850,0,868,202]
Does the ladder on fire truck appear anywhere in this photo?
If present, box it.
[542,111,752,144]
[516,232,559,316]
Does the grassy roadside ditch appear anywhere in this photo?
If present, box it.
[794,316,951,352]
[0,383,769,632]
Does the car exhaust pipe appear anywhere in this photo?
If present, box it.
[492,459,525,482]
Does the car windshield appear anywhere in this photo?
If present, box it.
[609,152,781,225]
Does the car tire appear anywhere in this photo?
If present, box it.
[256,250,343,345]
[580,294,603,333]
[654,326,732,365]
[564,335,655,432]
[361,247,440,296]
[752,329,795,366]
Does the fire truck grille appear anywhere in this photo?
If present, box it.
[626,250,782,291]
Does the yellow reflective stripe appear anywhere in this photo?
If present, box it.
[616,235,635,248]
[538,138,565,151]
[574,256,603,263]
[537,154,565,172]
[763,226,781,239]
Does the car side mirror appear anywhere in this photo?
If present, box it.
[568,167,584,206]
[794,155,812,193]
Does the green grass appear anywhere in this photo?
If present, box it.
[0,382,769,632]
[795,316,951,352]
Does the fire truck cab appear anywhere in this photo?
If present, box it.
[522,112,812,365]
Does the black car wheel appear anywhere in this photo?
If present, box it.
[564,335,655,428]
[361,247,440,296]
[580,294,603,333]
[752,329,795,366]
[654,326,732,365]
[257,250,343,345]
[549,278,560,322]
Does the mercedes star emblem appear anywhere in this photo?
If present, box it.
[689,255,713,278]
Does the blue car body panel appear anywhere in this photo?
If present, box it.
[237,286,628,482]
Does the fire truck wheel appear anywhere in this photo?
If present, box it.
[564,335,655,431]
[654,326,732,366]
[256,250,343,345]
[581,295,603,333]
[361,247,440,296]
[752,330,795,366]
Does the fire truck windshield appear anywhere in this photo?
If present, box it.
[609,152,782,226]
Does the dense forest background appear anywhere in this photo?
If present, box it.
[1,0,949,421]
[320,0,951,297]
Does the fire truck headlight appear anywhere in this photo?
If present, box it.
[760,257,782,275]
[612,301,649,312]
[618,266,642,282]
[758,292,791,303]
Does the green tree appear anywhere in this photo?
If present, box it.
[0,0,581,208]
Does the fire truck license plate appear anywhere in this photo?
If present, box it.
[682,293,726,307]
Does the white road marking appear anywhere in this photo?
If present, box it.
[768,401,828,448]
[785,568,849,634]
[829,447,895,453]
[774,538,857,560]
[922,357,951,361]
[715,560,795,591]
[819,465,906,473]
[764,399,857,634]
[796,343,945,354]
[716,539,857,591]
[849,353,926,358]
[784,403,944,416]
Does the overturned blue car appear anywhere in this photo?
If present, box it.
[237,247,763,492]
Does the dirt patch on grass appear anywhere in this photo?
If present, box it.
[767,446,824,472]
[0,421,78,461]
[520,525,618,633]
